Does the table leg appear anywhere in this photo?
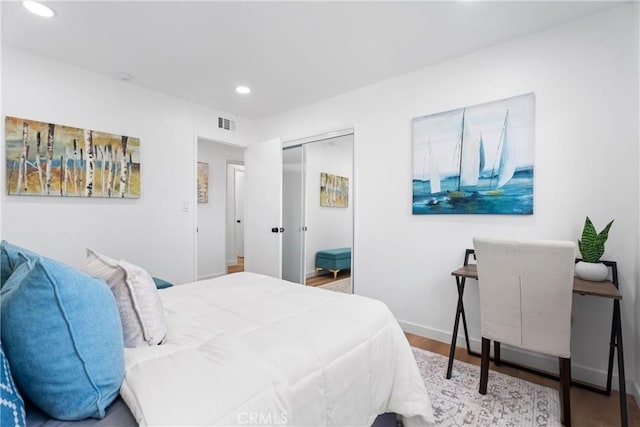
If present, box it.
[606,300,616,395]
[460,297,472,355]
[613,300,628,427]
[447,277,466,379]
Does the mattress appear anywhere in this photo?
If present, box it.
[26,272,433,426]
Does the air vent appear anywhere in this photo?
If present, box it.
[218,117,236,131]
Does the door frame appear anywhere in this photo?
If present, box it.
[282,128,354,148]
[193,134,246,282]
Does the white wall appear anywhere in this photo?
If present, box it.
[1,46,255,285]
[257,4,639,391]
[196,139,244,279]
[304,135,353,276]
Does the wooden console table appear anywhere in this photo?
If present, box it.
[448,249,628,427]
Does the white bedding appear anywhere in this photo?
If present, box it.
[119,272,434,426]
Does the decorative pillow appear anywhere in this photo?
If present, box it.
[0,342,25,427]
[0,257,124,420]
[152,276,174,289]
[0,241,38,288]
[82,249,167,347]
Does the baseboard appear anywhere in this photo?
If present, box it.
[398,319,633,393]
[399,320,459,348]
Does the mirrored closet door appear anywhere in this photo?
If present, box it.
[282,132,354,286]
[282,146,305,283]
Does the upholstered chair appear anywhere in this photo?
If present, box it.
[473,237,576,426]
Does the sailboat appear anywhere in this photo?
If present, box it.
[448,109,484,198]
[485,110,514,195]
[459,117,482,187]
[428,137,441,194]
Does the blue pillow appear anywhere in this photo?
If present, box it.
[152,276,174,289]
[0,342,25,427]
[1,257,124,420]
[0,241,38,288]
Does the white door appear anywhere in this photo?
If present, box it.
[244,138,283,277]
[234,168,245,257]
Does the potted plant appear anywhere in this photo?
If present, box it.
[575,216,614,281]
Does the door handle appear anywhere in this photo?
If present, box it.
[271,227,279,233]
[236,220,241,223]
[279,227,285,233]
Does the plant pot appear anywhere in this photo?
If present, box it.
[575,261,608,282]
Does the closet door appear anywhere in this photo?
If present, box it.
[303,135,354,282]
[244,138,283,278]
[282,146,305,284]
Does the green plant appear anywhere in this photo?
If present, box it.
[578,216,614,263]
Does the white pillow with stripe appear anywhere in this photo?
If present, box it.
[82,249,166,348]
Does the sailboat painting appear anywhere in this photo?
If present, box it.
[412,93,534,215]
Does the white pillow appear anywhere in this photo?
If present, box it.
[82,249,167,347]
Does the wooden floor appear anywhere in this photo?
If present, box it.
[226,257,351,286]
[227,256,244,274]
[306,269,350,287]
[407,333,640,427]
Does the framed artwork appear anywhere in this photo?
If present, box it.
[197,162,209,204]
[320,172,349,208]
[412,93,534,215]
[5,116,140,198]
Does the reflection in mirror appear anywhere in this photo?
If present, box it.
[282,133,354,292]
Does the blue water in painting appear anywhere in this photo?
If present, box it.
[412,168,533,215]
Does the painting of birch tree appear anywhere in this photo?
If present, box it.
[197,162,208,204]
[320,172,349,208]
[5,116,140,198]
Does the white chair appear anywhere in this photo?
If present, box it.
[473,237,576,426]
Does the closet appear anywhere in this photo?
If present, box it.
[281,132,354,285]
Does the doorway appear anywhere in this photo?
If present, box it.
[196,138,244,279]
[227,163,245,273]
[281,132,354,286]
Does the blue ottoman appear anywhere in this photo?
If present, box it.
[315,248,351,279]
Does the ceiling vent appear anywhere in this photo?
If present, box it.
[218,117,236,131]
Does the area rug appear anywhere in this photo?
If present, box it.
[318,277,352,294]
[412,347,561,427]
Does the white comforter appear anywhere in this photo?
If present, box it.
[120,272,434,426]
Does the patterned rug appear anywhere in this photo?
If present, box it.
[412,347,561,426]
[318,277,352,294]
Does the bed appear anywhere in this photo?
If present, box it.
[120,272,434,426]
[5,253,433,426]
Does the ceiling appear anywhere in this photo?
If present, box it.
[1,1,624,119]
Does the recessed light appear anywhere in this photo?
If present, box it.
[22,1,56,18]
[236,86,251,95]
